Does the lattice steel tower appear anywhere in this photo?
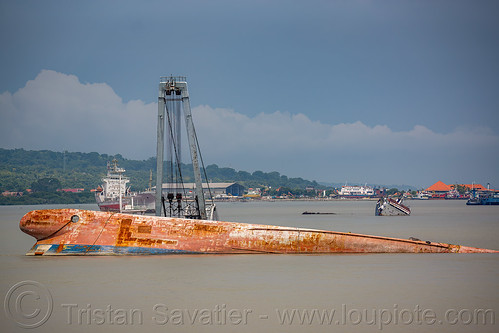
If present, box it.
[155,76,214,219]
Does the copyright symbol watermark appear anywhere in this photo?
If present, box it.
[4,280,53,329]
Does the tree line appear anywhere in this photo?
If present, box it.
[0,148,322,204]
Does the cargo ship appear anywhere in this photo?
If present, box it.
[95,159,155,213]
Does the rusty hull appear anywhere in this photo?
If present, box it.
[19,209,498,255]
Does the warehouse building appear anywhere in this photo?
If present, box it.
[158,182,245,198]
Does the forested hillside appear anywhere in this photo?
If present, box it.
[0,148,320,194]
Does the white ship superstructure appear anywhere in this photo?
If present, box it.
[98,159,129,202]
[338,185,375,198]
[95,159,155,213]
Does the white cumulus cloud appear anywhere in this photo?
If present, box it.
[192,106,499,186]
[0,70,157,158]
[1,70,498,187]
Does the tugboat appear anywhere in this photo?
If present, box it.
[375,197,411,216]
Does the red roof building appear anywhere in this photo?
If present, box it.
[426,181,493,193]
[462,184,489,191]
[425,181,452,192]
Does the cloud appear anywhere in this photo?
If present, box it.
[0,70,157,158]
[1,70,498,187]
[192,106,499,186]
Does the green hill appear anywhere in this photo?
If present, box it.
[0,148,322,204]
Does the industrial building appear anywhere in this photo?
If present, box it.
[157,182,245,198]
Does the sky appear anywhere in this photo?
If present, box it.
[1,0,498,188]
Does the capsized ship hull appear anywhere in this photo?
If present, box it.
[375,197,411,216]
[20,209,498,255]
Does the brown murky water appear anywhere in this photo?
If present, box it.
[1,200,498,332]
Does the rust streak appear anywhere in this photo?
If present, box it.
[116,218,132,247]
[137,225,152,234]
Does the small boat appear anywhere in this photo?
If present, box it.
[302,211,336,215]
[20,208,497,255]
[375,197,411,216]
[414,191,431,200]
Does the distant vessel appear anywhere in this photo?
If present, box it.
[375,197,411,216]
[414,191,431,200]
[466,189,499,206]
[338,185,375,198]
[95,159,155,213]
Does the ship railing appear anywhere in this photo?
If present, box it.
[160,76,187,83]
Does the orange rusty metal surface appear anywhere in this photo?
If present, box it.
[19,209,499,255]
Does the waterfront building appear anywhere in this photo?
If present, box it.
[158,182,245,198]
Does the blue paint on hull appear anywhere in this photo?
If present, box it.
[28,244,197,255]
